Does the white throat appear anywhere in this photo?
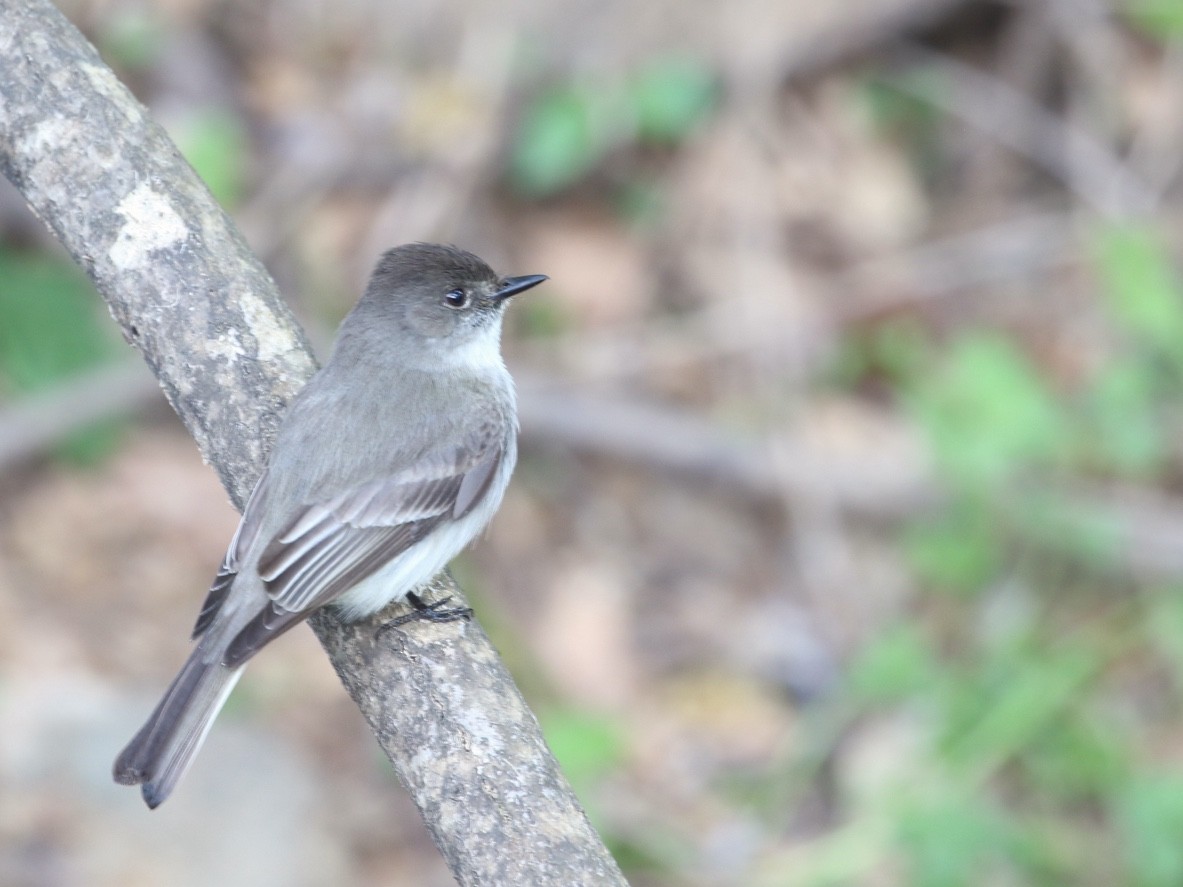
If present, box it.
[438,318,506,373]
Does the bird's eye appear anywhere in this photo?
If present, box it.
[444,289,469,309]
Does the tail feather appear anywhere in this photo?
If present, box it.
[114,644,243,808]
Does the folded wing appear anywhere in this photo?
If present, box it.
[193,430,505,668]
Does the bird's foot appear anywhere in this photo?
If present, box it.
[377,591,473,637]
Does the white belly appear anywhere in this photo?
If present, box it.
[331,437,516,619]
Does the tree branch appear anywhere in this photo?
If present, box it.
[0,3,625,884]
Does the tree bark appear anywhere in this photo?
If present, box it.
[0,3,626,885]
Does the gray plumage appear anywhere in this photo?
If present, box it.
[113,243,546,808]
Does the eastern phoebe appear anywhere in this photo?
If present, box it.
[113,242,547,808]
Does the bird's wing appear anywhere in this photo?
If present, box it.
[191,470,275,639]
[216,427,506,667]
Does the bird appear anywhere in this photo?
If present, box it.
[113,242,547,808]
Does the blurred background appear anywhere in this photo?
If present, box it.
[3,0,1183,884]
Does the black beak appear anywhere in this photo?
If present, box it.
[494,274,548,301]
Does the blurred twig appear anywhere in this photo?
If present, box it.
[1124,39,1183,199]
[530,212,1077,389]
[0,356,932,518]
[10,360,1183,587]
[956,3,1059,211]
[776,0,978,83]
[0,4,625,885]
[885,44,1158,217]
[522,383,1183,583]
[517,381,937,519]
[358,18,518,272]
[833,210,1077,319]
[0,361,162,471]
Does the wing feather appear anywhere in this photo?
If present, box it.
[218,429,506,667]
[191,471,274,639]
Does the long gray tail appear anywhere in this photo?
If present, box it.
[113,642,243,809]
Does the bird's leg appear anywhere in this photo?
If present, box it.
[377,590,474,636]
[405,590,474,623]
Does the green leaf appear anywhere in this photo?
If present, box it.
[848,623,938,702]
[170,107,248,209]
[55,419,125,466]
[941,645,1097,769]
[869,319,933,381]
[1005,491,1124,572]
[613,178,666,227]
[509,56,717,198]
[0,251,123,462]
[861,69,943,134]
[1126,0,1183,39]
[860,71,946,185]
[904,500,1001,594]
[1145,589,1183,699]
[825,320,931,391]
[906,332,1072,487]
[540,708,625,799]
[0,253,115,392]
[1091,222,1183,371]
[629,56,717,145]
[1082,357,1167,476]
[98,10,164,71]
[514,294,570,338]
[1118,773,1183,887]
[510,88,609,197]
[1025,712,1128,800]
[898,793,1010,887]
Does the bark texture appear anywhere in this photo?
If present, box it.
[0,3,625,884]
